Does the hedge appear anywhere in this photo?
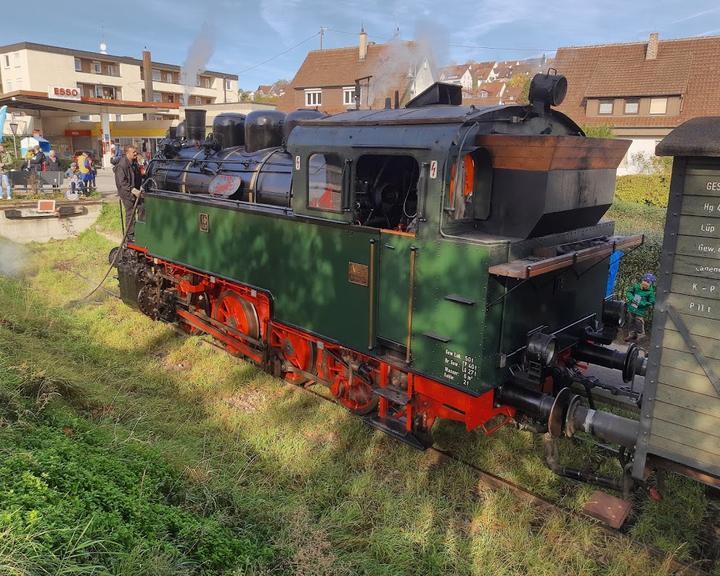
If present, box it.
[615,174,670,207]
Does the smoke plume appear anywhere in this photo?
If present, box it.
[182,20,217,104]
[368,19,449,108]
[0,239,28,278]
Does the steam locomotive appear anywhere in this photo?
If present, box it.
[113,73,697,493]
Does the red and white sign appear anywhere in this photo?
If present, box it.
[48,86,81,101]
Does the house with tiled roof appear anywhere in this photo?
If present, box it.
[473,62,496,85]
[278,30,435,115]
[553,33,720,173]
[439,64,474,92]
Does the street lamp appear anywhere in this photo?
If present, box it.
[8,122,18,162]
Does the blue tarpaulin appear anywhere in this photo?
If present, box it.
[606,250,623,298]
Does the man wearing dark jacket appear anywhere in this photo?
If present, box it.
[114,145,142,240]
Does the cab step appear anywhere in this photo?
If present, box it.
[363,415,427,450]
[372,386,409,405]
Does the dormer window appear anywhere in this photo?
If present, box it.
[649,97,667,115]
[305,88,322,107]
[624,99,639,114]
[598,100,614,115]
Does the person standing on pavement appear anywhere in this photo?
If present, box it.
[46,149,60,171]
[114,144,142,240]
[29,146,46,172]
[624,273,656,341]
[0,144,13,200]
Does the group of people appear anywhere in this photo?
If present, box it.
[0,144,64,199]
[20,146,61,173]
[64,150,98,198]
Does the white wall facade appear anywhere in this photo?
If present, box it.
[617,137,664,175]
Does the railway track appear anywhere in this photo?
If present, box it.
[62,265,712,576]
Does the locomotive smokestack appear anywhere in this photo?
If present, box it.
[184,109,207,142]
[359,27,368,60]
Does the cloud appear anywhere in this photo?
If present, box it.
[666,6,720,26]
[260,0,304,41]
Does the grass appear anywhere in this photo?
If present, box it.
[0,203,714,575]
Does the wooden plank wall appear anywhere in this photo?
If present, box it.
[648,165,720,474]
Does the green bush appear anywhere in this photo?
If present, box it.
[615,174,670,207]
[582,124,614,138]
[614,238,661,300]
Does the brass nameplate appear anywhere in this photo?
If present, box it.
[199,212,210,233]
[348,262,369,286]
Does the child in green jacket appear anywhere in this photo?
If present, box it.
[624,273,656,341]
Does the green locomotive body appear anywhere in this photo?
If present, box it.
[134,99,630,395]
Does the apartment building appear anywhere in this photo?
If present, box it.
[0,42,239,158]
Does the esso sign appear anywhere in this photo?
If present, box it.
[48,86,81,101]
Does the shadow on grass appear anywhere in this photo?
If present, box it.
[0,239,710,575]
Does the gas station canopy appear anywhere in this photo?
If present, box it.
[0,90,180,116]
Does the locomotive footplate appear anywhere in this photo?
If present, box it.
[489,234,644,280]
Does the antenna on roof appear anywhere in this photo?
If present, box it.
[320,27,326,50]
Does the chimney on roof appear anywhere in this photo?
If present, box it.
[359,27,368,60]
[142,49,153,120]
[646,32,659,60]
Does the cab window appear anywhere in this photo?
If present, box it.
[446,148,492,221]
[353,154,420,232]
[308,153,343,212]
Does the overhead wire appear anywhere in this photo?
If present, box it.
[237,31,322,75]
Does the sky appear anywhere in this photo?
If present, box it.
[2,0,719,90]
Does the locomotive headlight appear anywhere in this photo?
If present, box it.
[526,332,557,366]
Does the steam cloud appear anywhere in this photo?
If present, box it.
[182,20,217,104]
[368,19,449,108]
[0,239,27,278]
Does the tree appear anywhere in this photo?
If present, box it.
[237,90,253,102]
[507,73,532,105]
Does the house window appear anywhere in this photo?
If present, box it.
[152,91,161,102]
[598,100,614,115]
[5,80,12,92]
[107,64,118,76]
[305,89,322,107]
[93,61,101,74]
[225,79,231,90]
[115,114,122,121]
[624,100,639,114]
[13,53,20,67]
[74,57,81,71]
[343,87,356,106]
[95,85,117,99]
[650,97,667,115]
[152,69,161,82]
[308,153,343,212]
